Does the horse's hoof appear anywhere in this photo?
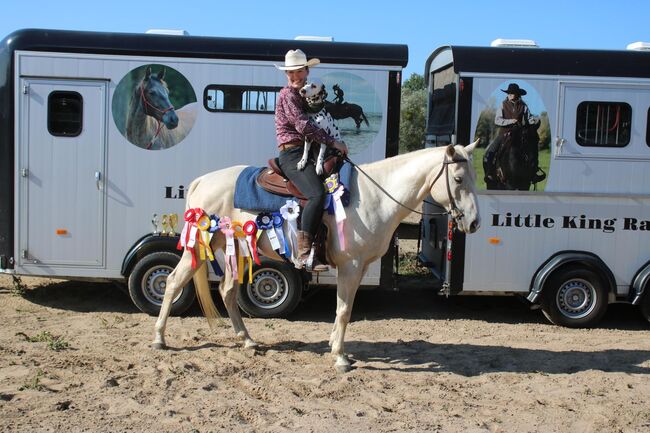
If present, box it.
[151,342,167,350]
[244,339,258,349]
[334,355,353,373]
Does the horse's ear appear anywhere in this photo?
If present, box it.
[465,139,480,154]
[157,68,166,80]
[145,66,152,79]
[445,144,456,158]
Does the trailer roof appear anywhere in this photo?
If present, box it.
[425,45,650,82]
[1,28,408,67]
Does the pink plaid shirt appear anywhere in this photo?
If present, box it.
[275,86,336,148]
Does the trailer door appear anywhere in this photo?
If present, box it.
[18,79,107,268]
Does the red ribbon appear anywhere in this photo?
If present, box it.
[243,220,261,265]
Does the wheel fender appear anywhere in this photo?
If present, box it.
[527,251,616,303]
[121,234,181,277]
[630,261,650,305]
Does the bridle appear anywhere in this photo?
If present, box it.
[139,82,175,149]
[344,154,470,221]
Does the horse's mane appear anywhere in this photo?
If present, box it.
[359,146,442,171]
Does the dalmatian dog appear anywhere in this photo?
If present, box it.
[298,79,341,175]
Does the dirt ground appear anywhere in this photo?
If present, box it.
[1,274,649,433]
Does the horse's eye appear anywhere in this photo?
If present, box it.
[454,176,463,184]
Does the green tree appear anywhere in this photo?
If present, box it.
[399,73,427,153]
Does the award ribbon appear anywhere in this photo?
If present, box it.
[178,207,203,268]
[233,221,252,284]
[256,213,281,251]
[280,200,300,259]
[243,220,261,266]
[196,213,215,262]
[272,212,289,257]
[219,216,238,280]
[325,174,347,251]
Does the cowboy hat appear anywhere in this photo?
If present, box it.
[275,49,320,70]
[501,83,527,95]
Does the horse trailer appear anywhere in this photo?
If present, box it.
[0,28,407,316]
[421,43,650,326]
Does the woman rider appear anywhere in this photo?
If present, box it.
[275,49,348,272]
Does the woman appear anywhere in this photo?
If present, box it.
[275,49,348,272]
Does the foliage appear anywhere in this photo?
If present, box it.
[398,251,430,276]
[399,73,427,153]
[18,369,45,391]
[16,331,70,351]
[11,275,27,297]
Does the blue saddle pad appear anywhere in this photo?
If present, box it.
[233,162,353,213]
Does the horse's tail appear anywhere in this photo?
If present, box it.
[193,262,222,331]
[361,111,369,127]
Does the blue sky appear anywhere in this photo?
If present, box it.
[2,0,649,80]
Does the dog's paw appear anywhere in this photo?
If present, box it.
[297,159,307,171]
[315,164,324,175]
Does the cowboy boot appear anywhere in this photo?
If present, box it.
[296,230,329,273]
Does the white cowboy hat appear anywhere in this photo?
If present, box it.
[275,49,320,70]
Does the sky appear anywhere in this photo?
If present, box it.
[2,0,649,81]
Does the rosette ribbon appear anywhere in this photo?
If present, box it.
[219,216,238,281]
[324,174,347,251]
[178,207,203,268]
[196,213,215,262]
[280,200,300,259]
[206,214,224,277]
[232,221,252,284]
[271,211,289,257]
[256,212,281,252]
[243,220,261,266]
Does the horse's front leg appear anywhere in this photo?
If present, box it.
[297,140,310,171]
[315,143,326,175]
[330,261,365,373]
[218,268,257,348]
[152,250,195,349]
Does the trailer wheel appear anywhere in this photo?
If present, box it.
[541,267,608,328]
[127,251,196,316]
[237,258,303,318]
[640,292,650,324]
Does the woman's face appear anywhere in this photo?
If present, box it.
[286,67,309,89]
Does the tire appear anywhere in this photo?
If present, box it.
[541,266,608,328]
[237,258,303,318]
[640,292,650,324]
[127,251,196,316]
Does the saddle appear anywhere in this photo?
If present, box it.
[256,155,342,202]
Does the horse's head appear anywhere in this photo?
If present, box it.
[139,67,179,129]
[299,79,327,108]
[430,140,481,233]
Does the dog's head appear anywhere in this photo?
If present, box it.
[299,79,328,107]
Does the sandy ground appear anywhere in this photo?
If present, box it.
[1,274,649,433]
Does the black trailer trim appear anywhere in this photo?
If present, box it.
[425,45,650,83]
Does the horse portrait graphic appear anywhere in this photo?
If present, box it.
[113,64,197,150]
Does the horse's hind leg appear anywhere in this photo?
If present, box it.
[219,269,257,348]
[152,250,196,349]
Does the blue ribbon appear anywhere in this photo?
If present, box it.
[272,211,289,257]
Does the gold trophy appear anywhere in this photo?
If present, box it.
[168,213,178,237]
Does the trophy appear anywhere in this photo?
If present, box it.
[161,214,169,236]
[151,213,160,235]
[168,213,178,237]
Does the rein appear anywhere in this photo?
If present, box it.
[344,154,468,219]
[140,83,175,149]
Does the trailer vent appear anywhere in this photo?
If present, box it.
[626,41,650,51]
[490,38,539,48]
[295,35,334,42]
[145,29,189,36]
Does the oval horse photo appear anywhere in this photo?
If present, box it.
[112,64,198,150]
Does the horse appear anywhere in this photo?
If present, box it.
[324,100,369,129]
[152,141,481,372]
[493,123,540,190]
[126,67,197,150]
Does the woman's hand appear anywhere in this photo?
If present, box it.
[333,140,348,156]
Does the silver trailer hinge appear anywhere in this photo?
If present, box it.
[22,84,29,94]
[21,168,29,177]
[21,250,28,259]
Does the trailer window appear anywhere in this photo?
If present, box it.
[48,91,83,137]
[575,101,631,147]
[204,85,282,113]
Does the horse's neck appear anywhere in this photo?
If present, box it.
[355,147,445,229]
[126,90,150,144]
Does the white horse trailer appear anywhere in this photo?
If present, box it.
[0,29,407,316]
[421,43,650,327]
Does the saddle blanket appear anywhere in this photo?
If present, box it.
[234,162,352,212]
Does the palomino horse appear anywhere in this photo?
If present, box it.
[126,67,197,150]
[153,141,481,372]
[325,100,369,129]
